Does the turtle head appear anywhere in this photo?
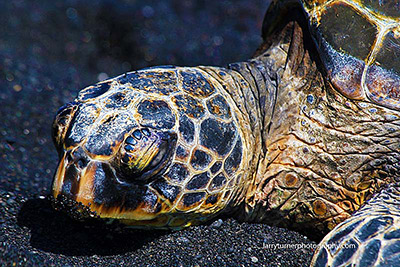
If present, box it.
[51,67,252,229]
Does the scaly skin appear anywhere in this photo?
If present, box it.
[52,64,264,229]
[312,182,400,266]
[235,21,400,237]
[51,1,400,265]
[51,11,400,236]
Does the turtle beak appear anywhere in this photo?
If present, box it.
[51,147,165,224]
[52,148,96,208]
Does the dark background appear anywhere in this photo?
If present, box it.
[0,0,316,266]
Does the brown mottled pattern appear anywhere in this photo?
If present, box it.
[302,0,400,110]
[247,20,400,237]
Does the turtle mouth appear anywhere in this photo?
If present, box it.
[50,193,175,229]
[50,193,100,222]
[51,129,178,226]
[51,158,167,223]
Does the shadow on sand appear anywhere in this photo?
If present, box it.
[17,198,168,256]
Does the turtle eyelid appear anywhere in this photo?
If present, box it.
[126,136,137,145]
[142,128,150,136]
[133,129,143,139]
[124,144,135,152]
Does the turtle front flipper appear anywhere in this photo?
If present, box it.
[311,183,400,267]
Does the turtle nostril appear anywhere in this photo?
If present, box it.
[65,147,89,169]
[77,159,86,169]
[66,153,73,163]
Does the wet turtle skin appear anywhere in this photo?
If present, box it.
[51,0,400,266]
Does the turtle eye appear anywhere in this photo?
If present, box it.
[52,102,79,155]
[117,128,176,183]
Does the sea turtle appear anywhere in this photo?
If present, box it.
[51,0,400,266]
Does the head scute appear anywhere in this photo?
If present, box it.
[52,66,250,228]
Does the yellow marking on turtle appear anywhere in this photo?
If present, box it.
[75,162,96,205]
[52,153,67,198]
[127,142,160,172]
